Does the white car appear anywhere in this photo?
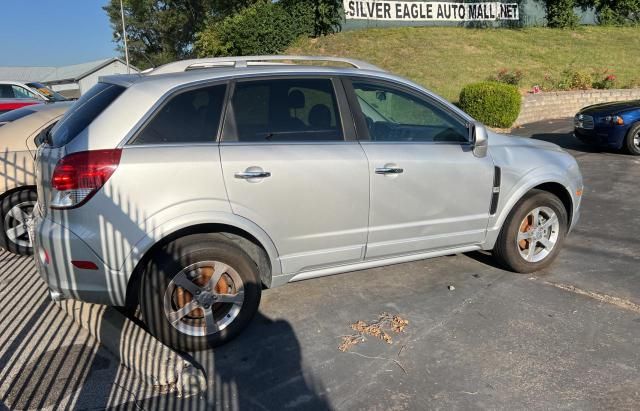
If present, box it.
[0,81,69,103]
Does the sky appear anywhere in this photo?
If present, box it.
[0,0,117,67]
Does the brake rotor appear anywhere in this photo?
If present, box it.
[518,215,532,250]
[174,266,232,319]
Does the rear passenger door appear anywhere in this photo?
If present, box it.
[220,77,369,275]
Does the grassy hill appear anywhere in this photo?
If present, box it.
[287,27,640,102]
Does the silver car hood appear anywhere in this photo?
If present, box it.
[487,131,564,153]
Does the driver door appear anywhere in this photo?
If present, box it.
[345,78,495,260]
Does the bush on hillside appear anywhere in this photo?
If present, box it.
[545,0,580,27]
[195,1,314,57]
[489,68,524,86]
[280,0,343,36]
[459,82,522,128]
[588,0,640,26]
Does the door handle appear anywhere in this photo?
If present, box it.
[375,167,404,175]
[235,171,271,179]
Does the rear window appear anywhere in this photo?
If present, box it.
[0,106,37,124]
[132,84,227,145]
[49,82,124,147]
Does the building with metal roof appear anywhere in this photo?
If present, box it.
[0,58,138,98]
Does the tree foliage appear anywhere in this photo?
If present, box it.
[103,0,262,68]
[583,0,640,25]
[544,0,580,27]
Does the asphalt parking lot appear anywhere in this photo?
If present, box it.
[1,118,639,410]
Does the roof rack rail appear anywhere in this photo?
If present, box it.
[146,55,384,75]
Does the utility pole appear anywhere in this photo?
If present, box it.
[119,0,130,74]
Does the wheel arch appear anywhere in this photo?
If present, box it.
[124,220,280,309]
[0,185,37,203]
[485,177,577,250]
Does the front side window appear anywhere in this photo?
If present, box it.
[133,84,227,145]
[226,78,343,142]
[352,81,469,143]
[12,85,39,100]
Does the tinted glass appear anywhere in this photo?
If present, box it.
[353,82,468,143]
[0,106,37,123]
[133,84,226,145]
[50,83,125,148]
[0,85,15,98]
[227,78,343,142]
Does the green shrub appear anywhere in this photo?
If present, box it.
[459,82,522,128]
[281,0,343,36]
[545,0,580,28]
[557,68,593,90]
[592,70,618,89]
[195,1,313,57]
[489,68,524,86]
[588,0,640,26]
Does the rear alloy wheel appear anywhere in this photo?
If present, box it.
[493,189,568,273]
[140,234,261,351]
[624,122,640,156]
[0,189,37,255]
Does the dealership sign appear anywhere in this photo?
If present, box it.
[344,1,519,21]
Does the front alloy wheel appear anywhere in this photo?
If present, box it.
[493,189,568,273]
[516,206,560,263]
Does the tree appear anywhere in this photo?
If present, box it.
[103,0,261,69]
[582,0,640,25]
[544,0,580,27]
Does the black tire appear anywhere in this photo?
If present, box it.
[624,122,640,156]
[0,189,37,256]
[493,189,568,273]
[139,233,261,352]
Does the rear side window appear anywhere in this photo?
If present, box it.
[225,78,343,142]
[0,106,37,124]
[132,84,227,145]
[50,83,125,148]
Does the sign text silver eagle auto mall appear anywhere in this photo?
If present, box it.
[344,1,520,21]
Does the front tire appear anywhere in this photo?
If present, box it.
[624,122,640,156]
[139,233,261,352]
[493,190,568,273]
[0,189,37,255]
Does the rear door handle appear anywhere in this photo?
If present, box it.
[235,171,271,179]
[375,167,404,175]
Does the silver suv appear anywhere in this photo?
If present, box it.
[32,56,583,351]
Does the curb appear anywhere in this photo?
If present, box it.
[55,299,207,396]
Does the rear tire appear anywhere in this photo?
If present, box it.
[139,233,261,352]
[0,189,37,256]
[624,122,640,156]
[493,189,568,273]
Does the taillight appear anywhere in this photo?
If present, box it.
[50,149,122,209]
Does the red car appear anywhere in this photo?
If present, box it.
[0,98,42,115]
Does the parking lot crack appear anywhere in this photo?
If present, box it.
[539,280,640,313]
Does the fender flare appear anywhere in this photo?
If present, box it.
[484,171,577,249]
[119,211,282,285]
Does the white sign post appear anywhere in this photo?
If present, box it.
[344,1,519,21]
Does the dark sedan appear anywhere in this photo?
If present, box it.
[574,100,640,155]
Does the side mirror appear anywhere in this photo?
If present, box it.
[472,122,488,158]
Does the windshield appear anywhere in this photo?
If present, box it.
[49,82,125,147]
[26,82,68,102]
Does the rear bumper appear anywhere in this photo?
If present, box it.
[31,206,127,306]
[574,127,627,149]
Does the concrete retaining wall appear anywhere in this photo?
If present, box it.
[515,89,640,126]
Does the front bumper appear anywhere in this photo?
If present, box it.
[31,205,128,306]
[574,126,627,149]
